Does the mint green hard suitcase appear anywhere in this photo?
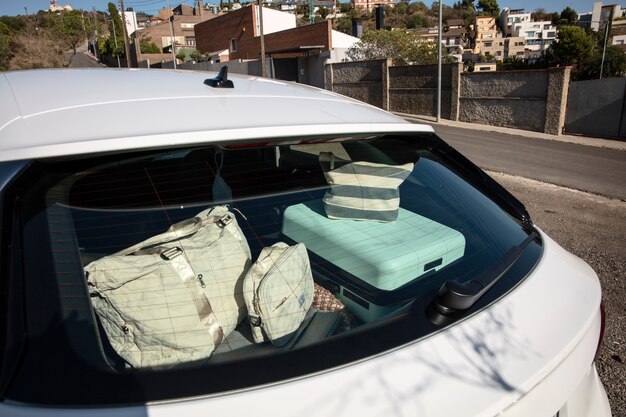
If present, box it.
[282,200,466,321]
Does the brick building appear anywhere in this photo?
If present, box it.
[195,5,332,61]
[194,5,359,86]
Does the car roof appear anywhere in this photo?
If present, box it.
[0,69,433,162]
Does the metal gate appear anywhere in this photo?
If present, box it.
[565,77,626,139]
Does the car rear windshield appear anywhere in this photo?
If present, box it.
[2,133,542,405]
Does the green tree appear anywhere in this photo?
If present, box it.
[339,2,352,13]
[333,15,353,34]
[0,15,26,33]
[138,33,160,53]
[405,14,428,29]
[54,10,88,55]
[560,7,577,25]
[319,7,329,19]
[550,12,560,24]
[346,29,453,65]
[453,0,474,11]
[576,46,626,79]
[477,0,499,17]
[496,55,525,70]
[176,49,187,61]
[190,49,204,62]
[100,2,125,58]
[531,8,555,22]
[546,25,594,67]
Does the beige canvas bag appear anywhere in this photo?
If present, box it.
[85,206,251,368]
[243,242,314,347]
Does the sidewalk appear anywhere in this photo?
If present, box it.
[395,112,626,152]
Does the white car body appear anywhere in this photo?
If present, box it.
[0,69,611,417]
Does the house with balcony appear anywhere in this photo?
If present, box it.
[510,20,557,62]
[415,20,468,62]
[499,8,531,37]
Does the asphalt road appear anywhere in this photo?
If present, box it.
[429,124,626,200]
[68,52,103,68]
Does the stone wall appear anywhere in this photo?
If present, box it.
[325,61,571,135]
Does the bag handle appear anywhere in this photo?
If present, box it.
[113,216,203,257]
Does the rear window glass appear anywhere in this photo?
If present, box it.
[7,134,541,405]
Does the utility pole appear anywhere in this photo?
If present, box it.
[167,1,177,69]
[600,8,613,80]
[436,0,442,122]
[119,0,132,68]
[258,0,266,77]
[111,16,121,68]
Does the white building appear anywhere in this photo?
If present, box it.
[49,0,72,12]
[123,10,139,36]
[511,20,557,61]
[499,8,531,37]
[253,5,297,35]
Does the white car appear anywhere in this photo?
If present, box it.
[0,68,611,417]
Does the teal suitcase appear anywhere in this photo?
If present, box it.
[282,200,466,321]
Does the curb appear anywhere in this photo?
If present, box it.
[395,112,626,152]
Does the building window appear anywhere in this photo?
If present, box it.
[544,24,551,29]
[496,51,502,56]
[484,42,492,47]
[517,51,524,55]
[185,37,196,46]
[181,23,195,31]
[230,38,238,53]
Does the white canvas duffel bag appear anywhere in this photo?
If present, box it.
[243,242,314,347]
[84,206,251,368]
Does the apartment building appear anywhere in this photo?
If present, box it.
[414,20,468,62]
[511,20,557,61]
[473,16,498,55]
[477,36,525,61]
[499,8,531,37]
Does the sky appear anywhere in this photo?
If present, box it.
[0,0,623,17]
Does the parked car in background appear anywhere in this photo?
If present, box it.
[0,68,611,417]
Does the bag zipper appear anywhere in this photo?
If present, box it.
[252,245,298,333]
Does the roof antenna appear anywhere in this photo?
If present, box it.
[204,66,234,88]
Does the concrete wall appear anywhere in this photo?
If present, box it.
[459,68,570,133]
[325,59,388,109]
[388,63,461,119]
[159,58,269,77]
[565,77,626,139]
